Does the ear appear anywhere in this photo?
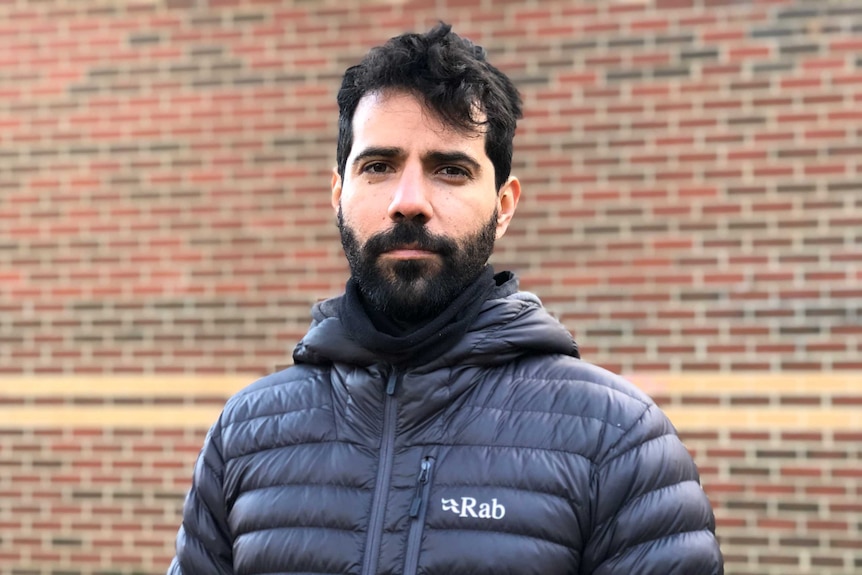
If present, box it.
[330,168,342,214]
[494,175,521,239]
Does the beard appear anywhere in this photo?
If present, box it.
[337,207,498,324]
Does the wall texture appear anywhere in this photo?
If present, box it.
[2,0,860,376]
[0,0,860,574]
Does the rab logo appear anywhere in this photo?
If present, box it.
[441,497,506,520]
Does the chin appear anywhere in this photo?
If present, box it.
[383,258,443,284]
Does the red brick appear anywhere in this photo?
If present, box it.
[757,519,798,530]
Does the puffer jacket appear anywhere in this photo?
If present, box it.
[168,279,723,575]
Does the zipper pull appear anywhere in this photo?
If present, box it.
[409,458,432,518]
[386,373,397,395]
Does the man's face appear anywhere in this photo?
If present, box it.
[331,90,520,323]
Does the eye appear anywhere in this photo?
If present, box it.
[437,166,470,179]
[362,162,391,174]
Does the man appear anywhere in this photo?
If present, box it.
[168,23,723,575]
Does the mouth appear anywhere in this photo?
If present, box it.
[380,244,437,260]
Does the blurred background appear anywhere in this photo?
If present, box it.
[0,0,859,573]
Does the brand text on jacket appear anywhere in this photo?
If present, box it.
[441,497,506,519]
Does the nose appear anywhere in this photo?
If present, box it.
[387,163,433,223]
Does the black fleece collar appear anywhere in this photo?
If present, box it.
[338,266,497,368]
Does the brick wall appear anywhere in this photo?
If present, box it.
[0,0,860,574]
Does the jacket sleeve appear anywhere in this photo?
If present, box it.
[582,403,724,575]
[167,417,234,575]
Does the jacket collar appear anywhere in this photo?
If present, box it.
[292,271,579,372]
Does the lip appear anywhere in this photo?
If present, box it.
[381,244,437,259]
[381,248,437,259]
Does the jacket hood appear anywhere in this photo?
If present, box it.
[292,272,579,371]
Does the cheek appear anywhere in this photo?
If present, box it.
[340,201,385,241]
[443,202,497,233]
[342,182,389,212]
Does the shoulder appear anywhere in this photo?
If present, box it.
[211,364,335,461]
[497,355,675,460]
[219,363,331,426]
[510,354,654,419]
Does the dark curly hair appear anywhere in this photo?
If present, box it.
[335,22,523,192]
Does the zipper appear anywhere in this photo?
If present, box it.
[403,456,435,575]
[361,370,399,575]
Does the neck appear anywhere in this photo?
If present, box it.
[339,266,496,366]
[359,291,433,336]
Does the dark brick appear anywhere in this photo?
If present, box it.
[779,42,820,55]
[752,26,802,38]
[607,38,645,48]
[606,70,644,81]
[681,48,719,60]
[232,12,266,22]
[776,8,820,18]
[128,33,161,45]
[51,538,83,547]
[655,34,694,45]
[652,66,691,78]
[752,62,795,73]
[828,6,862,16]
[726,499,769,510]
[777,502,819,512]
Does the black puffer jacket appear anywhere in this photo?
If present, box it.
[169,279,723,575]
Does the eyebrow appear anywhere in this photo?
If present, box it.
[351,146,403,170]
[424,151,482,174]
[351,146,482,174]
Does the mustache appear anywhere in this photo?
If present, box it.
[363,220,457,258]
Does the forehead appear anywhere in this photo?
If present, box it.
[350,90,487,153]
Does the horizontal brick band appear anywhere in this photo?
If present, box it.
[663,406,861,430]
[1,405,858,430]
[0,375,253,398]
[2,372,856,397]
[0,405,223,428]
[626,372,862,394]
[0,373,858,429]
